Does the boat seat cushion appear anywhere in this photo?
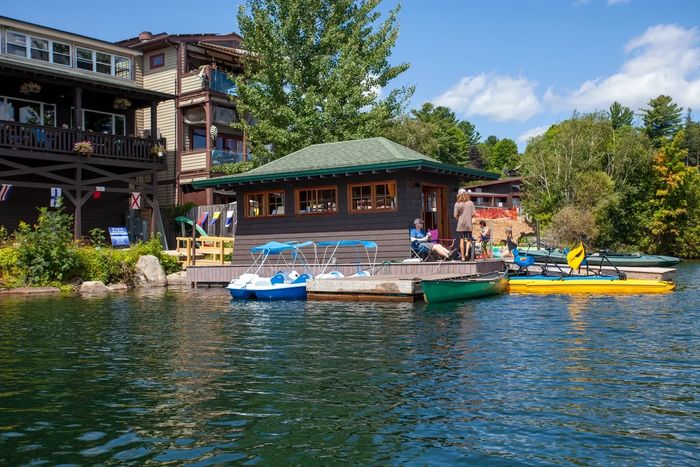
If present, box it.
[271,272,286,284]
[292,273,311,284]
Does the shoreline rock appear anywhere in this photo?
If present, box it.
[135,255,167,287]
[79,281,109,296]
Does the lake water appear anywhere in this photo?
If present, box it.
[1,263,699,465]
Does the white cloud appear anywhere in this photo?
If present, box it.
[518,125,550,143]
[433,74,542,122]
[607,0,630,5]
[545,24,700,112]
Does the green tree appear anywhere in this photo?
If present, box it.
[456,120,481,147]
[642,132,700,257]
[608,101,634,130]
[683,109,700,167]
[407,103,468,165]
[467,145,485,169]
[234,0,413,162]
[490,138,519,173]
[382,115,440,157]
[640,95,683,147]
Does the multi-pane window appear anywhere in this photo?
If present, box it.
[348,181,397,212]
[0,95,56,126]
[75,47,130,77]
[83,110,126,135]
[296,187,337,214]
[5,31,70,66]
[245,191,286,217]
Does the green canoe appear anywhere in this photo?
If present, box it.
[522,249,680,267]
[422,272,508,304]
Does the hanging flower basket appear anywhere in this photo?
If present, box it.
[73,141,94,157]
[210,125,218,141]
[150,143,166,157]
[113,97,132,110]
[19,81,42,95]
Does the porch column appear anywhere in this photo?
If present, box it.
[150,101,158,140]
[205,99,213,204]
[74,86,83,130]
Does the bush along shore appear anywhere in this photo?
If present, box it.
[0,206,183,295]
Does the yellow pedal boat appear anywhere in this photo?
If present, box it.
[508,275,675,294]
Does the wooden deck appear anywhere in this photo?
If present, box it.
[185,259,505,287]
[306,273,473,302]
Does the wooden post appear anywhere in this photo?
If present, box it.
[150,101,158,141]
[191,216,197,266]
[74,164,82,240]
[204,100,213,204]
[74,86,83,130]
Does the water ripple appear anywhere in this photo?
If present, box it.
[0,263,699,465]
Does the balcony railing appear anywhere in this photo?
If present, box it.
[0,120,162,163]
[210,70,237,96]
[212,149,245,165]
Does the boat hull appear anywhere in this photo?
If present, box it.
[422,274,508,304]
[252,283,308,300]
[523,250,681,267]
[228,287,256,300]
[508,275,675,294]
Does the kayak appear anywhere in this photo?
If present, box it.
[508,275,675,294]
[522,249,681,267]
[422,272,508,304]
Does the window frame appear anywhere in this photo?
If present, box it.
[0,94,56,126]
[82,108,126,136]
[347,180,398,214]
[243,190,287,219]
[5,30,72,67]
[149,53,165,69]
[74,46,131,78]
[295,185,338,216]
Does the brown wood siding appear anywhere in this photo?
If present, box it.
[229,169,471,264]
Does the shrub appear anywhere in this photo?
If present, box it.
[0,247,21,289]
[546,205,598,248]
[14,206,79,285]
[87,228,106,247]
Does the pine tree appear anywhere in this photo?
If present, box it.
[640,95,683,147]
[233,0,413,162]
[608,101,634,130]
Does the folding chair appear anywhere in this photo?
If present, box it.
[428,228,458,260]
[409,229,438,261]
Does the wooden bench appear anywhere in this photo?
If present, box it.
[176,236,234,265]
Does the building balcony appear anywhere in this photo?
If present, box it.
[180,69,237,96]
[0,120,163,163]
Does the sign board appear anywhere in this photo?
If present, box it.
[129,192,141,210]
[108,227,130,247]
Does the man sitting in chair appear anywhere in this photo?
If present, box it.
[410,218,451,260]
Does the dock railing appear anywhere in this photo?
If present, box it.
[176,236,234,266]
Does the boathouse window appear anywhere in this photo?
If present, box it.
[348,181,397,212]
[4,31,71,67]
[83,109,125,135]
[296,187,337,214]
[245,190,286,218]
[0,95,56,126]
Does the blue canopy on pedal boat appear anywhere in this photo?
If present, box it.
[250,241,314,254]
[316,240,377,249]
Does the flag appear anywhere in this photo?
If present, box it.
[566,242,586,270]
[129,192,141,210]
[197,211,208,227]
[225,210,234,227]
[0,184,12,202]
[50,187,61,207]
[210,211,221,225]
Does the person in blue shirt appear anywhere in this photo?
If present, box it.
[410,218,451,260]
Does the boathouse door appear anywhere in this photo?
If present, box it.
[421,185,449,238]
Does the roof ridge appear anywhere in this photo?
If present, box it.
[376,137,407,160]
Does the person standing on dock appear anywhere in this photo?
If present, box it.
[454,188,476,261]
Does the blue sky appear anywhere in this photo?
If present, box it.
[4,0,699,149]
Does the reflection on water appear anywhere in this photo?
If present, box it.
[1,263,699,465]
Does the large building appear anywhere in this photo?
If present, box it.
[117,30,247,207]
[0,16,172,241]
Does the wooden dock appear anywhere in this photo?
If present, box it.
[185,259,505,287]
[306,273,473,302]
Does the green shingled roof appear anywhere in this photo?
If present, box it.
[193,137,498,187]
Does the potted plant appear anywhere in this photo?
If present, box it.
[151,143,166,157]
[73,141,94,157]
[19,81,42,95]
[113,97,131,110]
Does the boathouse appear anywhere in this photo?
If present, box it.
[193,137,498,263]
